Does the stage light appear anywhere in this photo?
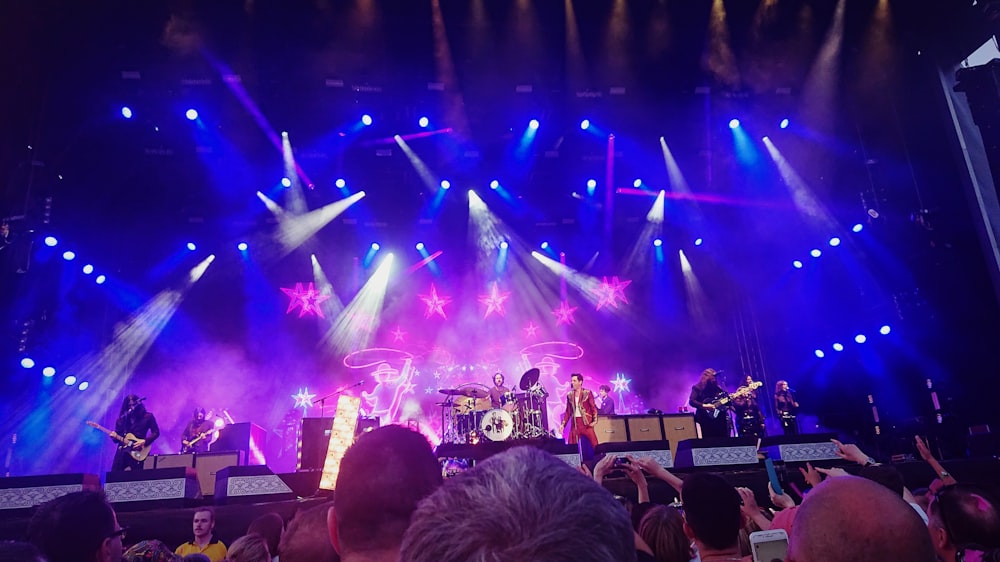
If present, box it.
[281,131,288,137]
[852,223,864,233]
[694,238,703,246]
[121,106,133,119]
[729,118,740,129]
[633,179,642,188]
[792,260,803,269]
[540,241,549,250]
[371,243,380,250]
[335,178,346,189]
[185,109,199,121]
[879,325,891,335]
[500,241,509,249]
[489,180,499,190]
[281,177,292,188]
[44,236,57,247]
[528,119,539,130]
[62,251,76,261]
[20,358,34,369]
[810,249,822,258]
[63,375,76,386]
[418,116,429,128]
[361,114,373,126]
[95,275,106,285]
[415,242,425,251]
[440,180,451,190]
[855,334,867,344]
[42,367,55,377]
[82,264,94,274]
[214,418,225,429]
[780,118,790,129]
[829,237,841,247]
[78,381,89,391]
[832,342,844,352]
[586,178,597,189]
[186,242,197,251]
[580,119,590,130]
[814,349,825,358]
[237,242,248,251]
[653,239,663,247]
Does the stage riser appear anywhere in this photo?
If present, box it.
[0,473,101,513]
[105,468,202,512]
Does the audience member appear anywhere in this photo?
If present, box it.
[123,540,181,562]
[637,505,691,562]
[0,540,47,562]
[175,508,228,562]
[279,502,339,562]
[786,475,935,562]
[247,513,283,562]
[927,483,1000,562]
[26,490,123,562]
[680,473,745,562]
[225,535,270,562]
[400,446,637,562]
[328,425,442,562]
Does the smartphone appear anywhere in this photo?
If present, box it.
[750,529,788,562]
[764,457,783,496]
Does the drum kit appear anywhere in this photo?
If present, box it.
[438,368,549,444]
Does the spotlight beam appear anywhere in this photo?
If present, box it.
[276,192,366,255]
[322,254,394,356]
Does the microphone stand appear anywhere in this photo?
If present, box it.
[313,381,365,419]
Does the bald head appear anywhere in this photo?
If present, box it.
[787,476,935,562]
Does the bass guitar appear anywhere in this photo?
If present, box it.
[86,421,151,462]
[707,381,763,418]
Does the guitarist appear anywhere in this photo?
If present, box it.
[181,408,214,453]
[111,394,159,471]
[689,368,730,438]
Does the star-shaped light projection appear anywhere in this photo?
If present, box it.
[552,300,579,326]
[391,326,407,343]
[478,282,511,318]
[419,284,452,319]
[524,322,539,338]
[591,276,632,310]
[291,387,316,413]
[611,372,631,393]
[281,282,332,318]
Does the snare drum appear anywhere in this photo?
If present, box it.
[480,409,514,441]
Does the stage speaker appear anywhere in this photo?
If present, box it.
[673,437,759,468]
[211,422,267,465]
[626,415,665,442]
[105,468,201,511]
[595,440,674,468]
[968,425,997,458]
[661,414,698,458]
[760,433,838,463]
[213,465,295,505]
[195,451,241,497]
[0,473,101,513]
[594,417,627,444]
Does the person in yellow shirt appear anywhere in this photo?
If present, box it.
[175,507,228,562]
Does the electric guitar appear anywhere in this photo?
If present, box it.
[86,421,151,461]
[706,381,763,418]
[180,428,215,453]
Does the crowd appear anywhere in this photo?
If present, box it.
[3,426,998,562]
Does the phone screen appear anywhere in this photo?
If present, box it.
[752,536,788,562]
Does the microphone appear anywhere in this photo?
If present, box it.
[714,369,725,374]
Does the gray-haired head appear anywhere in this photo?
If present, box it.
[401,446,636,562]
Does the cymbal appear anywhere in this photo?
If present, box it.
[519,368,540,391]
[460,387,489,399]
[438,388,465,396]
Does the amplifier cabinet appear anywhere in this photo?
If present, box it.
[626,415,665,442]
[593,417,628,444]
[660,414,698,458]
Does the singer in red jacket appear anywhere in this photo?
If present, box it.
[560,373,599,447]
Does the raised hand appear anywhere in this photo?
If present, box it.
[799,462,822,487]
[831,439,869,464]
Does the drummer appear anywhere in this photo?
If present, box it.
[488,372,510,410]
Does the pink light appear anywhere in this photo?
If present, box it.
[406,250,444,273]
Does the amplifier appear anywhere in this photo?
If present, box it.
[626,415,665,442]
[594,417,628,444]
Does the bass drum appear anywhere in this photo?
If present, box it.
[479,409,514,442]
